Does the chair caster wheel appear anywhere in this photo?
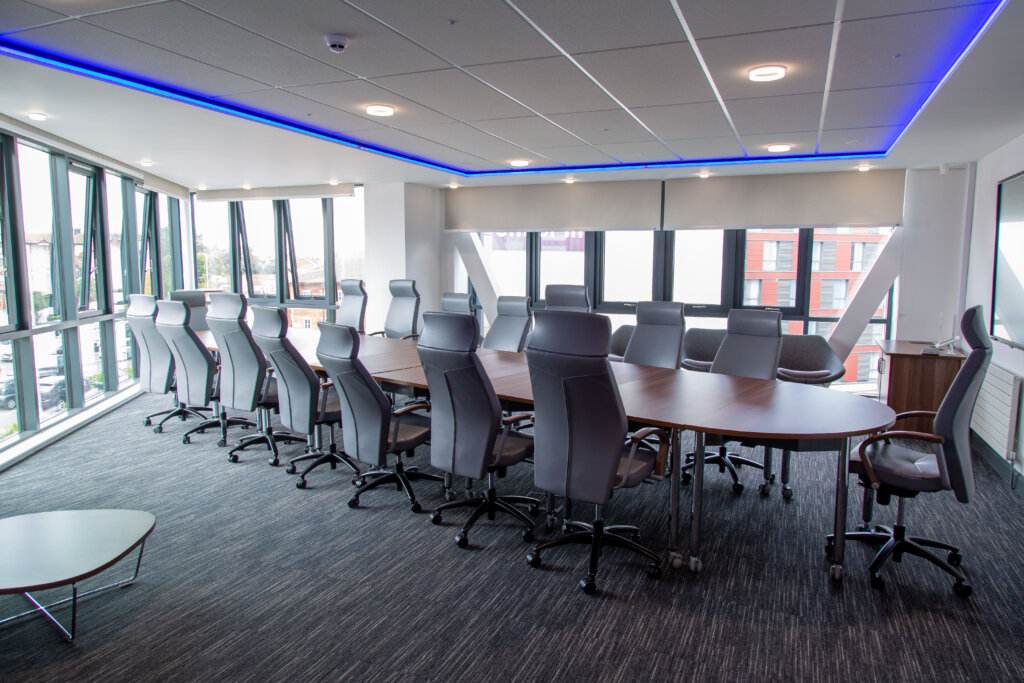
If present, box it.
[228,454,239,463]
[153,426,162,434]
[430,512,442,525]
[522,528,534,543]
[329,461,337,470]
[269,457,280,467]
[217,439,227,447]
[285,464,297,474]
[953,581,972,598]
[825,541,834,557]
[680,472,692,485]
[143,418,152,426]
[348,497,359,508]
[758,483,771,497]
[455,533,468,548]
[732,482,744,493]
[829,564,844,581]
[688,556,703,574]
[444,489,457,502]
[528,504,540,518]
[352,477,364,487]
[296,479,307,489]
[580,577,597,594]
[410,501,422,513]
[526,552,541,568]
[870,574,885,590]
[782,488,794,501]
[545,515,558,531]
[182,436,191,444]
[947,551,963,566]
[646,563,663,580]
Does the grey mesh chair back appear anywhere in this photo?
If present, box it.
[624,301,686,369]
[777,334,846,384]
[527,310,627,505]
[545,284,591,312]
[126,294,173,394]
[338,279,367,332]
[251,307,318,435]
[440,292,473,315]
[609,325,635,358]
[418,313,501,480]
[170,289,209,331]
[710,309,783,380]
[155,300,216,407]
[206,292,266,412]
[934,305,992,503]
[316,323,392,467]
[481,296,532,352]
[384,279,420,338]
[682,327,726,372]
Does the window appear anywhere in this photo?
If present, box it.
[602,230,653,302]
[104,171,127,310]
[79,322,104,403]
[857,351,880,383]
[673,229,725,307]
[743,279,761,305]
[194,201,232,292]
[241,200,277,298]
[287,198,325,299]
[476,232,527,296]
[18,143,59,325]
[812,241,837,272]
[819,279,848,311]
[159,194,177,293]
[776,279,796,308]
[539,231,585,296]
[743,228,798,310]
[852,241,880,271]
[69,167,100,313]
[762,240,793,271]
[333,189,365,288]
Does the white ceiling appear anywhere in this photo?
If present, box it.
[1,0,1023,190]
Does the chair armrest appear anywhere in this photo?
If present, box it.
[681,359,712,372]
[626,427,670,481]
[777,368,833,382]
[857,430,945,486]
[393,401,430,416]
[894,410,937,423]
[502,413,532,426]
[400,333,420,341]
[368,330,385,337]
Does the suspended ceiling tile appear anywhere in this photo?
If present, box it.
[371,68,532,122]
[84,2,348,88]
[213,88,386,134]
[547,109,656,145]
[574,43,715,108]
[632,102,733,140]
[525,145,616,166]
[27,0,160,12]
[665,135,744,160]
[727,92,823,136]
[0,1,67,33]
[830,5,997,91]
[466,56,619,116]
[348,126,490,169]
[677,0,835,39]
[348,0,559,66]
[395,122,532,156]
[842,0,996,22]
[469,115,584,149]
[818,125,902,153]
[512,0,685,53]
[596,141,679,163]
[8,21,268,95]
[288,79,455,126]
[824,83,927,130]
[186,0,449,78]
[739,131,819,157]
[698,25,832,100]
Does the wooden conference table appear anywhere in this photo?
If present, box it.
[202,330,895,579]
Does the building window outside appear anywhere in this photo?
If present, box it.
[743,279,761,305]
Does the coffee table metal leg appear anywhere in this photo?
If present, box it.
[688,431,705,574]
[829,437,850,581]
[668,428,683,569]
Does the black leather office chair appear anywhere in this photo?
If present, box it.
[369,279,420,339]
[417,312,539,547]
[829,306,990,596]
[251,307,355,487]
[338,279,367,332]
[481,296,532,352]
[681,310,783,492]
[440,292,473,315]
[316,322,442,511]
[206,293,305,462]
[524,310,667,594]
[623,301,686,369]
[680,327,726,372]
[169,289,209,331]
[544,284,591,312]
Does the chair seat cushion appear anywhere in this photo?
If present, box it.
[316,386,342,424]
[491,431,534,468]
[389,411,431,452]
[258,378,278,407]
[777,368,832,383]
[615,444,657,488]
[852,440,945,493]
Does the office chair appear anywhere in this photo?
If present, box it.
[480,296,532,352]
[338,279,368,332]
[206,293,305,462]
[680,327,726,372]
[369,279,420,339]
[681,310,783,493]
[316,322,442,511]
[440,292,473,315]
[251,307,356,486]
[524,310,667,594]
[607,324,635,362]
[544,284,591,312]
[417,312,539,547]
[827,306,990,596]
[169,289,209,331]
[623,301,686,369]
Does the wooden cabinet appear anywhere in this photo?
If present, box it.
[877,340,965,433]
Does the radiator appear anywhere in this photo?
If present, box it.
[970,363,1022,462]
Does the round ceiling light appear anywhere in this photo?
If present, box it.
[139,159,154,167]
[365,104,395,117]
[196,184,208,191]
[448,181,459,189]
[857,164,871,172]
[509,159,530,168]
[698,171,711,179]
[748,65,787,82]
[27,111,48,121]
[767,144,792,153]
[564,177,575,184]
[242,183,253,190]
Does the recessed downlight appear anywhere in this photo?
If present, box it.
[242,183,253,190]
[27,111,48,121]
[139,159,154,167]
[698,171,711,179]
[748,65,787,82]
[564,177,575,184]
[509,159,530,168]
[196,184,207,191]
[328,178,340,186]
[365,104,395,117]
[767,144,792,153]
[857,164,871,172]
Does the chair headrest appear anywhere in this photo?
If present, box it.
[317,322,359,359]
[496,296,531,317]
[440,292,473,315]
[544,284,590,311]
[389,279,419,299]
[961,305,991,351]
[155,299,190,327]
[726,309,781,337]
[251,306,287,339]
[529,310,609,356]
[127,294,157,318]
[207,292,246,320]
[420,312,480,352]
[636,301,685,326]
[169,289,207,307]
[339,279,366,297]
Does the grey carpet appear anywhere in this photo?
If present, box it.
[1,393,1023,681]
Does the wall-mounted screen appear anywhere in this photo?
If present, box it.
[992,171,1024,350]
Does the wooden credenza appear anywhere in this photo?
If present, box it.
[877,340,966,433]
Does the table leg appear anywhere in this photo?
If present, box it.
[688,431,705,574]
[668,428,683,569]
[829,437,850,581]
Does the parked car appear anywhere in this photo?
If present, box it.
[38,376,69,410]
[0,379,15,410]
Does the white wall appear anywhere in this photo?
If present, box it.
[404,183,444,328]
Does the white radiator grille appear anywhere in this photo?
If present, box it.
[971,363,1021,461]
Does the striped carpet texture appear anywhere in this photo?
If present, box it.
[1,393,1023,681]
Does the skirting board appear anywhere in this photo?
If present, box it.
[972,431,1023,499]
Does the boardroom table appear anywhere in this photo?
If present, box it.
[199,329,895,579]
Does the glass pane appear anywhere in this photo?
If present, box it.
[687,317,728,330]
[115,319,134,386]
[743,228,798,308]
[79,322,104,402]
[289,198,325,298]
[603,231,653,302]
[136,190,151,295]
[844,322,887,390]
[476,232,526,297]
[159,194,175,293]
[673,229,724,306]
[35,332,67,423]
[333,188,365,288]
[243,200,277,298]
[287,307,327,330]
[18,144,59,325]
[539,231,585,296]
[194,201,232,292]
[104,172,127,310]
[810,226,893,318]
[0,340,16,440]
[69,171,99,312]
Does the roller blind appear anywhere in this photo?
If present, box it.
[663,169,905,229]
[195,183,355,202]
[445,179,661,231]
